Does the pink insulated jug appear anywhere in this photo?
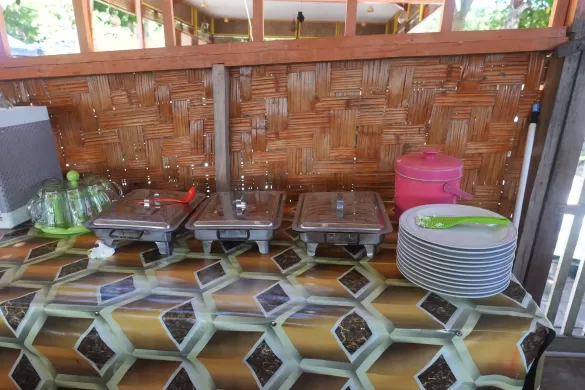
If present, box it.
[394,148,472,217]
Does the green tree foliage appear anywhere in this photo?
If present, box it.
[93,1,137,32]
[462,0,553,30]
[2,0,79,54]
[518,0,553,28]
[3,2,40,44]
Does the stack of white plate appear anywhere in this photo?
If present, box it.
[397,204,517,298]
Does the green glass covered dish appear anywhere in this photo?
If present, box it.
[27,171,122,235]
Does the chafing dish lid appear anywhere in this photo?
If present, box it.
[293,191,392,233]
[188,191,285,229]
[86,189,206,231]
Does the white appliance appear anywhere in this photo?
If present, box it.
[0,106,62,228]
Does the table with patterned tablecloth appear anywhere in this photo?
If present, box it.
[0,216,553,390]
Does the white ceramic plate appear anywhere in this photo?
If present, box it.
[399,229,516,258]
[397,247,513,281]
[397,263,510,298]
[400,204,517,250]
[399,237,515,267]
[398,257,511,288]
[398,261,511,293]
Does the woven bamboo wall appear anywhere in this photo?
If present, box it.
[0,70,216,193]
[228,52,546,216]
[0,52,546,216]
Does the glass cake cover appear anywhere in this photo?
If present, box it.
[87,189,206,231]
[293,191,392,233]
[189,191,285,229]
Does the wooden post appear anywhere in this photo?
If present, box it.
[523,51,585,303]
[253,0,264,42]
[516,1,585,303]
[0,6,10,59]
[519,21,585,303]
[162,0,176,47]
[344,0,357,36]
[566,0,585,28]
[513,54,581,283]
[72,0,94,53]
[550,0,571,26]
[134,0,145,49]
[440,0,455,32]
[212,64,231,192]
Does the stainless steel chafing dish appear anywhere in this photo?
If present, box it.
[186,191,285,254]
[292,191,392,258]
[85,189,206,255]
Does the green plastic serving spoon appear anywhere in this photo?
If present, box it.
[415,215,510,229]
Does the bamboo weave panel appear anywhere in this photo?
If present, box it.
[0,70,216,193]
[229,53,546,217]
[0,53,546,217]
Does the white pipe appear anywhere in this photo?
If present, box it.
[513,104,539,228]
[243,0,253,41]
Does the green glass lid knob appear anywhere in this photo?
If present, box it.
[66,170,80,189]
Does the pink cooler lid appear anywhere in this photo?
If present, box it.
[396,148,463,181]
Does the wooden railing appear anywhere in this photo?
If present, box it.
[0,0,577,61]
[0,28,568,80]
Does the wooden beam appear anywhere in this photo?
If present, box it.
[72,0,94,53]
[345,0,357,36]
[162,0,176,47]
[440,0,455,32]
[0,28,568,80]
[522,50,585,303]
[0,6,10,59]
[135,0,145,49]
[550,0,571,27]
[212,64,231,192]
[566,0,585,31]
[253,0,264,42]
[518,0,585,304]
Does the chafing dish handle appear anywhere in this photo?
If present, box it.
[336,193,344,218]
[110,229,144,240]
[235,192,247,216]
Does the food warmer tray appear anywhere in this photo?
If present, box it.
[186,191,285,254]
[85,189,206,255]
[292,191,392,258]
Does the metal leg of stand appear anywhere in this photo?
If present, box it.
[307,243,318,257]
[155,241,172,255]
[365,244,375,258]
[256,241,270,254]
[202,241,213,255]
[103,238,116,248]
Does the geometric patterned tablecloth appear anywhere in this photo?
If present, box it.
[0,216,553,390]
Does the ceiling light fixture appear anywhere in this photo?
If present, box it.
[367,5,374,12]
[224,17,229,23]
[361,21,367,27]
[297,11,305,23]
[201,0,208,8]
